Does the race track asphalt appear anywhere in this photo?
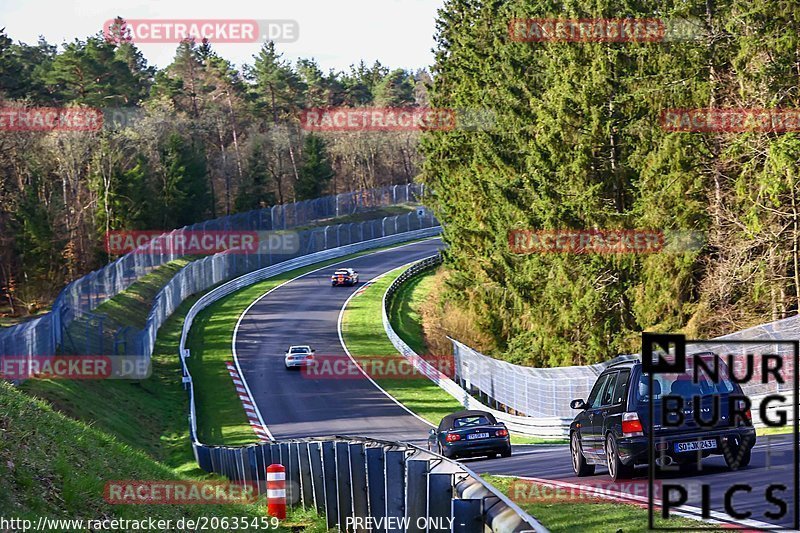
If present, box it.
[235,238,798,529]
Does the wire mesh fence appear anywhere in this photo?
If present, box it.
[0,184,424,360]
[452,321,800,424]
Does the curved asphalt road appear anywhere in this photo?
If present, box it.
[234,239,796,529]
[235,239,440,441]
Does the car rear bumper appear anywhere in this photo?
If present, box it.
[285,359,313,368]
[445,437,511,457]
[618,427,756,466]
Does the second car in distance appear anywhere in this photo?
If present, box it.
[331,268,359,286]
[284,345,315,369]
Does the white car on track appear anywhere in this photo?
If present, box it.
[284,345,315,369]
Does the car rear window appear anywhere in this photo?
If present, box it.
[453,415,491,428]
[638,355,735,402]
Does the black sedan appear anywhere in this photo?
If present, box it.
[428,410,512,460]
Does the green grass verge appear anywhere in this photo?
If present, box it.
[186,239,438,445]
[341,267,464,425]
[12,261,327,530]
[485,476,713,532]
[387,270,435,355]
[1,380,330,530]
[22,261,204,475]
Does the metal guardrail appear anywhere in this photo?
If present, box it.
[382,256,571,438]
[177,230,547,532]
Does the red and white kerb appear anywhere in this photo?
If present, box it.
[226,361,270,441]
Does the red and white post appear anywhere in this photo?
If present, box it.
[266,464,286,519]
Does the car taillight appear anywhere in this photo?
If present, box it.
[622,412,644,437]
[496,429,509,437]
[445,433,461,442]
[736,399,752,425]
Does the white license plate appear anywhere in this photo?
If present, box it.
[674,439,717,453]
[467,432,490,440]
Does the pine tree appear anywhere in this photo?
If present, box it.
[295,133,334,200]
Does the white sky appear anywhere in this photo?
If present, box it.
[2,0,444,73]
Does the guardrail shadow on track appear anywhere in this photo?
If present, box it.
[177,228,548,532]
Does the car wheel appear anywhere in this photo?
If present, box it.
[724,446,752,470]
[606,434,634,481]
[501,449,512,458]
[571,432,595,476]
[487,453,497,459]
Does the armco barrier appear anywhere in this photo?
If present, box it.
[192,436,548,533]
[176,229,548,532]
[382,256,571,438]
[384,257,797,433]
[450,329,795,428]
[0,183,424,360]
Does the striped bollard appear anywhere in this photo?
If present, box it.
[267,464,287,519]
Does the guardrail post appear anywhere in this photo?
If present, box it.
[308,442,325,513]
[322,441,339,530]
[195,445,213,473]
[255,444,272,495]
[366,447,386,530]
[335,441,354,532]
[349,443,369,532]
[208,446,220,475]
[298,442,314,509]
[405,460,428,533]
[385,450,406,532]
[242,445,255,482]
[452,500,482,533]
[428,473,453,532]
[287,442,301,505]
[270,443,282,466]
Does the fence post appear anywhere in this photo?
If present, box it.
[308,441,325,513]
[428,473,453,533]
[385,450,406,533]
[349,443,369,532]
[405,460,428,533]
[366,447,386,529]
[335,441,353,532]
[322,441,339,530]
[298,442,314,509]
[452,499,482,533]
